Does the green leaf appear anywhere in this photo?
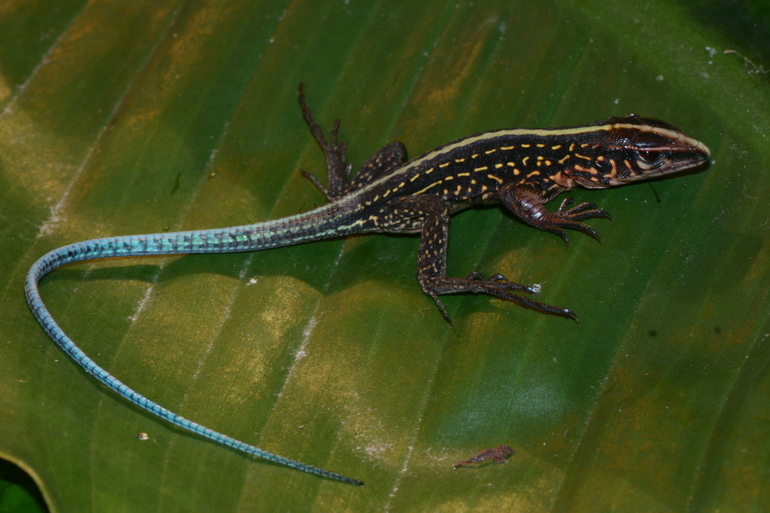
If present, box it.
[1,0,768,512]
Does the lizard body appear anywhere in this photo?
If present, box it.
[25,85,710,485]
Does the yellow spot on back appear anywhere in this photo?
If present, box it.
[487,174,504,184]
[522,156,530,166]
[439,162,451,168]
[485,149,497,155]
[501,145,515,150]
[455,158,466,163]
[521,143,531,148]
[495,163,503,169]
[558,155,571,164]
[575,165,599,175]
[409,173,421,182]
[457,172,471,177]
[536,143,545,148]
[551,144,562,150]
[474,166,488,172]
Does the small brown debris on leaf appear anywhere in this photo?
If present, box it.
[453,445,513,468]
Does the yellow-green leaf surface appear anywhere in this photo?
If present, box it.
[1,1,768,512]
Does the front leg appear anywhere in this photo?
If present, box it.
[499,183,611,243]
[383,196,577,322]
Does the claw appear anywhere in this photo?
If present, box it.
[430,293,453,324]
[558,229,570,245]
[557,197,575,212]
[572,222,600,242]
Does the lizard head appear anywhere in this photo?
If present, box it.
[565,115,711,189]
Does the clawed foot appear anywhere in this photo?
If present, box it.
[548,198,611,243]
[425,271,577,324]
[500,185,612,245]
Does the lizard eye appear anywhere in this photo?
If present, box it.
[636,151,663,169]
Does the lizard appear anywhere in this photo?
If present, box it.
[25,84,710,486]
